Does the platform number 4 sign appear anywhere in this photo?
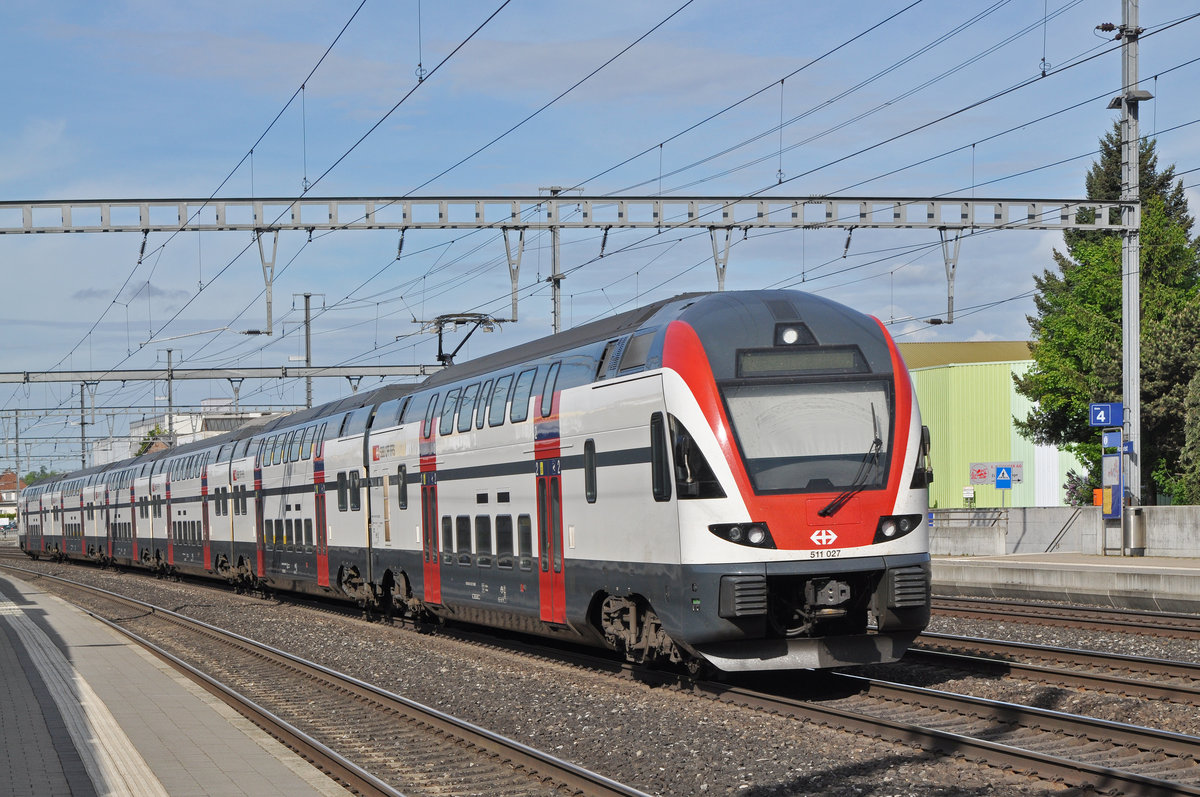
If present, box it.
[1089,402,1123,427]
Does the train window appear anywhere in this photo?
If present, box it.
[488,375,512,427]
[550,479,562,571]
[285,519,294,547]
[304,519,314,549]
[650,412,672,502]
[349,471,361,512]
[301,426,315,460]
[343,406,373,438]
[337,472,349,512]
[455,515,472,564]
[584,439,598,502]
[457,383,479,433]
[537,478,549,572]
[374,398,403,430]
[289,430,302,462]
[267,436,279,466]
[441,516,453,557]
[510,368,537,423]
[315,423,327,458]
[423,394,440,439]
[397,465,408,510]
[517,514,533,570]
[669,415,726,499]
[495,515,513,568]
[619,331,654,373]
[540,362,560,417]
[475,379,493,429]
[439,388,461,436]
[475,515,492,566]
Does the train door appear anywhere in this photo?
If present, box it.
[419,393,441,604]
[534,363,565,624]
[535,461,566,624]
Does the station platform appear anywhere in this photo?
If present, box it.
[932,552,1200,614]
[0,570,344,797]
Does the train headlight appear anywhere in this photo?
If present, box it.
[873,514,924,544]
[781,327,800,345]
[709,522,776,548]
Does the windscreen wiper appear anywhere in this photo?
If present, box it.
[818,404,882,518]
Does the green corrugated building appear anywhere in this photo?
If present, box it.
[898,342,1083,509]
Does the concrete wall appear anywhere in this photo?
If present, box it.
[927,505,1200,556]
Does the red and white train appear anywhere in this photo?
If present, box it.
[19,290,932,672]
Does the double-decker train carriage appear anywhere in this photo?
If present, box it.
[20,290,932,672]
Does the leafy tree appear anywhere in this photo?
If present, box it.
[1015,124,1199,503]
[22,466,65,485]
[136,424,167,456]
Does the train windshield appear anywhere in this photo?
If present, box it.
[722,380,891,494]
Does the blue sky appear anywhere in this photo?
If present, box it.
[2,1,1198,471]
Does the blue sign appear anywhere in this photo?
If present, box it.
[1089,402,1124,427]
[995,466,1012,490]
[1101,430,1122,449]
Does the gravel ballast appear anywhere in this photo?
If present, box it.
[7,554,1197,796]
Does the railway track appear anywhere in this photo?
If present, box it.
[10,549,1200,795]
[705,670,1200,796]
[1,562,647,797]
[911,632,1200,704]
[934,595,1200,639]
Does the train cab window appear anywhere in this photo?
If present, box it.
[495,515,513,568]
[517,514,533,570]
[475,379,493,429]
[488,375,512,427]
[289,430,302,462]
[337,472,349,512]
[349,471,362,511]
[584,439,598,503]
[441,516,453,558]
[475,516,492,567]
[650,412,672,502]
[619,331,655,373]
[540,362,560,417]
[423,394,440,439]
[397,465,408,510]
[510,368,537,423]
[304,519,314,549]
[439,388,461,436]
[457,383,479,433]
[456,516,472,564]
[301,426,315,460]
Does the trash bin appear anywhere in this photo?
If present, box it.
[1129,507,1146,557]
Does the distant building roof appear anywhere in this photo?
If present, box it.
[897,341,1032,370]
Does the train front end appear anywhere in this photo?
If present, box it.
[661,291,931,671]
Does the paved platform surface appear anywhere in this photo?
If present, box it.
[0,570,345,797]
[932,552,1200,613]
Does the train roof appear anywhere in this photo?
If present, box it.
[421,292,704,389]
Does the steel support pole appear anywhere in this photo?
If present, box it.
[1119,0,1142,518]
[79,385,86,470]
[304,292,313,409]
